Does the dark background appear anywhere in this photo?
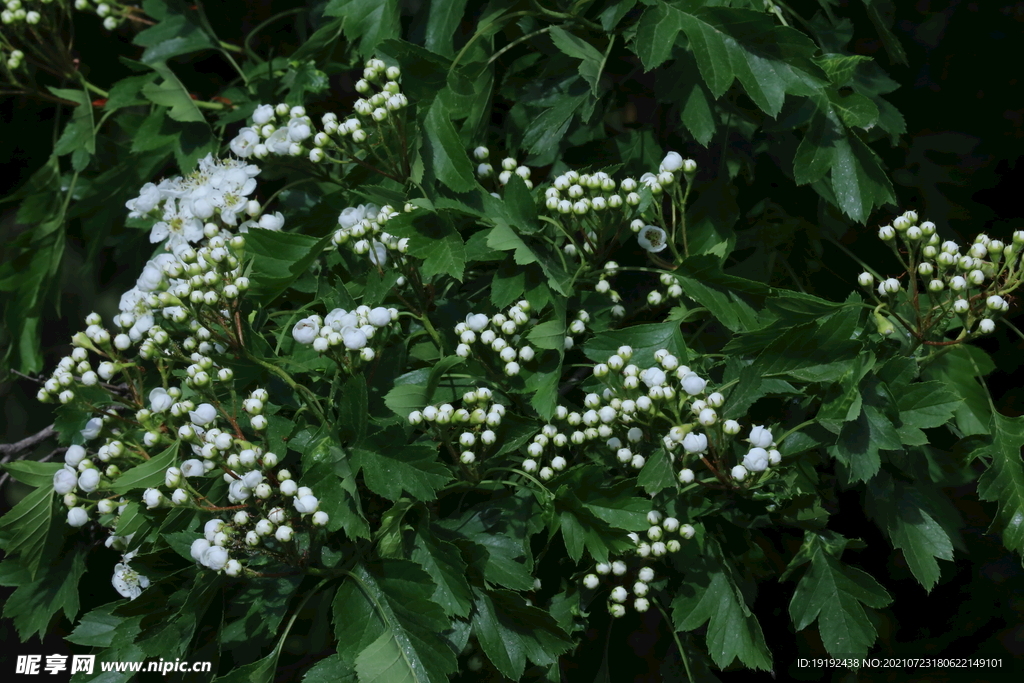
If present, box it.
[1,1,1022,680]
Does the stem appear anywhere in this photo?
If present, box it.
[654,598,694,682]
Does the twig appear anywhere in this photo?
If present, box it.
[0,424,57,458]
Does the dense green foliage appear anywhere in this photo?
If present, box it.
[1,1,1022,681]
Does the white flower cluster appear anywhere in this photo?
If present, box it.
[408,387,504,466]
[292,305,399,359]
[186,474,328,578]
[1,0,45,29]
[581,511,697,617]
[126,154,267,249]
[229,59,408,164]
[472,148,535,189]
[454,301,541,373]
[528,151,693,260]
[861,211,1021,337]
[331,202,408,271]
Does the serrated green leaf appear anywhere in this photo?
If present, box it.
[681,82,715,146]
[794,109,838,185]
[634,1,684,70]
[352,446,452,502]
[141,63,205,123]
[674,570,772,670]
[830,404,899,482]
[788,537,891,658]
[418,230,466,281]
[0,484,56,579]
[245,229,333,303]
[112,441,179,493]
[424,95,476,193]
[339,561,456,682]
[527,320,565,351]
[977,412,1024,557]
[325,0,401,57]
[67,602,124,647]
[425,0,468,57]
[412,524,473,617]
[678,7,823,117]
[384,384,427,419]
[827,90,879,129]
[866,475,953,591]
[830,131,895,223]
[637,448,675,496]
[49,87,96,159]
[486,222,538,265]
[303,655,357,683]
[549,27,607,96]
[2,547,87,640]
[471,588,572,680]
[134,13,215,63]
[2,461,61,488]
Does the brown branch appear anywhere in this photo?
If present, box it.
[0,424,57,459]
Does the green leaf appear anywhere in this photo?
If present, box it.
[816,53,873,85]
[502,175,539,235]
[49,87,96,160]
[424,95,476,193]
[352,446,452,502]
[830,131,895,223]
[337,376,368,445]
[384,384,427,419]
[921,346,993,436]
[793,109,838,185]
[411,524,473,617]
[673,570,772,670]
[486,222,538,265]
[1,461,61,488]
[896,381,961,445]
[634,1,684,70]
[417,230,466,281]
[788,536,891,658]
[112,441,180,493]
[637,448,675,496]
[977,412,1024,557]
[325,0,401,57]
[3,546,87,640]
[681,82,715,146]
[678,7,823,117]
[866,474,954,591]
[830,404,899,482]
[67,602,124,647]
[134,12,215,63]
[105,74,157,111]
[861,0,908,65]
[425,0,468,57]
[335,561,456,682]
[527,320,566,351]
[0,484,56,579]
[245,229,333,303]
[549,27,607,96]
[471,588,572,680]
[583,321,687,369]
[141,63,205,123]
[827,90,879,129]
[303,655,357,683]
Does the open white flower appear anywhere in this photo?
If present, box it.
[637,225,668,253]
[112,557,150,600]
